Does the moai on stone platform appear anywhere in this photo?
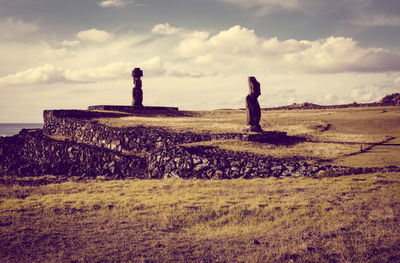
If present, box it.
[132,68,143,107]
[245,76,263,132]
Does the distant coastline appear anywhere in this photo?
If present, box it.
[0,123,43,137]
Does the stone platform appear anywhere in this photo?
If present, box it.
[88,105,179,114]
[241,131,305,144]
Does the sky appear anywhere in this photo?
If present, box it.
[1,0,400,122]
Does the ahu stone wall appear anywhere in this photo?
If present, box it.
[1,109,388,179]
[146,144,354,179]
[0,129,145,178]
[43,110,213,154]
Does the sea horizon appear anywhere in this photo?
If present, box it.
[0,123,43,137]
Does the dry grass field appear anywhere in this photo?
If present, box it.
[1,106,400,262]
[1,174,400,262]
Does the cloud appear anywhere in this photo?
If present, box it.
[316,93,339,104]
[0,40,74,76]
[0,17,38,40]
[76,28,112,42]
[152,23,184,36]
[61,40,80,47]
[0,63,127,86]
[169,69,208,78]
[0,57,166,86]
[0,64,66,86]
[394,75,400,87]
[175,25,256,58]
[98,0,135,7]
[141,57,166,77]
[64,62,132,82]
[283,37,400,73]
[151,23,210,43]
[350,88,377,102]
[172,25,400,74]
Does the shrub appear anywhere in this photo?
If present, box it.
[380,93,400,103]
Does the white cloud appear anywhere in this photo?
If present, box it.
[64,62,132,82]
[350,88,377,103]
[0,57,166,86]
[175,25,257,59]
[394,75,400,87]
[0,63,128,86]
[0,64,66,86]
[0,41,74,76]
[283,37,400,73]
[172,25,400,74]
[261,37,311,54]
[152,23,184,36]
[61,40,80,47]
[76,28,112,42]
[0,17,38,40]
[316,93,338,105]
[98,0,135,7]
[169,68,208,78]
[141,57,166,77]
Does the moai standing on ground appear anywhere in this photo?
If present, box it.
[245,76,263,132]
[132,68,143,107]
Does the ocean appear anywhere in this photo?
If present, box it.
[0,123,43,137]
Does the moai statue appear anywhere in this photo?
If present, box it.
[245,76,263,132]
[132,68,143,107]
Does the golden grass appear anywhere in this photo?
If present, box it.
[96,106,400,166]
[182,139,361,160]
[97,109,246,134]
[97,106,400,136]
[1,174,400,262]
[333,137,400,168]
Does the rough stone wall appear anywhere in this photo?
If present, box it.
[43,110,212,154]
[0,129,357,179]
[2,109,395,179]
[40,110,357,178]
[0,129,145,178]
[146,143,370,179]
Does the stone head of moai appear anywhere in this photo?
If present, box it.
[132,68,143,89]
[132,68,143,107]
[248,76,261,98]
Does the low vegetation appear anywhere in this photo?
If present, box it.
[1,173,399,262]
[381,93,400,103]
